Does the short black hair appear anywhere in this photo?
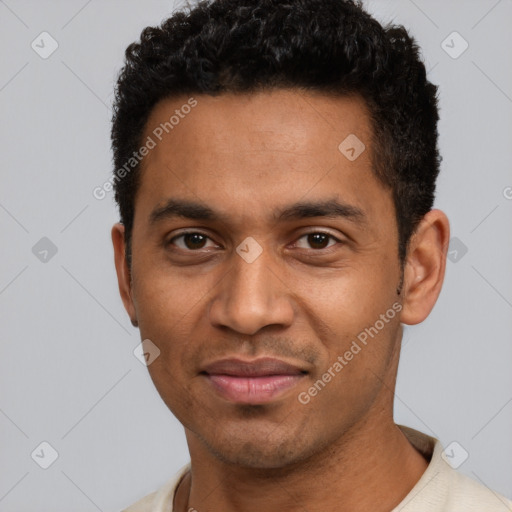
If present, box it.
[111,0,440,270]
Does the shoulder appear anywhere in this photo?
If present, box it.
[122,491,158,512]
[445,470,512,511]
[121,462,191,512]
[396,425,512,512]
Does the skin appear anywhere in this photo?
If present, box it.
[112,89,450,512]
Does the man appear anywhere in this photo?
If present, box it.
[110,0,512,510]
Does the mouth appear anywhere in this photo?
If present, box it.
[201,357,308,405]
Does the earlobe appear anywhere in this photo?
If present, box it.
[111,223,138,328]
[399,209,450,325]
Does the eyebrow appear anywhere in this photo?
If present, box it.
[149,198,366,226]
[274,199,366,224]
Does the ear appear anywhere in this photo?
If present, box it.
[111,223,138,327]
[400,209,450,325]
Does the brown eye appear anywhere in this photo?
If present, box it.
[170,232,215,250]
[308,233,330,249]
[296,232,339,250]
[183,233,207,249]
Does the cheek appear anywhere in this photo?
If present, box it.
[132,257,214,328]
[131,272,199,375]
[299,312,401,427]
[299,261,397,326]
[298,266,401,384]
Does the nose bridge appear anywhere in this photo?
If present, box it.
[232,246,273,305]
[209,241,293,334]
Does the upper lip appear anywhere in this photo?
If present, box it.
[202,357,307,377]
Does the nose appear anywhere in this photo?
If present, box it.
[208,246,295,335]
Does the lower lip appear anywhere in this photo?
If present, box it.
[205,374,304,404]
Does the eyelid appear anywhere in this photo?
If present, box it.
[297,228,344,239]
[168,230,220,249]
[292,230,344,249]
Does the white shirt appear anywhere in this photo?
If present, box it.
[122,425,512,511]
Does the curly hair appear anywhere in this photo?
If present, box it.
[111,0,440,269]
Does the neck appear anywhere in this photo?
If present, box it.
[175,416,428,512]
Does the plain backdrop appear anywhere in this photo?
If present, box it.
[1,0,511,510]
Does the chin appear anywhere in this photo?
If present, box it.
[211,440,306,469]
[194,419,323,470]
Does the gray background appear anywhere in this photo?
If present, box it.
[1,0,511,510]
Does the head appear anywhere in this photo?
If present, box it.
[111,0,449,469]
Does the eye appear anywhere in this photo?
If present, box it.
[169,232,217,251]
[295,232,341,250]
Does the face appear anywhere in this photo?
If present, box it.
[115,90,409,469]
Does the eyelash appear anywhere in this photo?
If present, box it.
[168,231,343,252]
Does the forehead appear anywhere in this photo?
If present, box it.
[143,89,372,158]
[134,89,390,228]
